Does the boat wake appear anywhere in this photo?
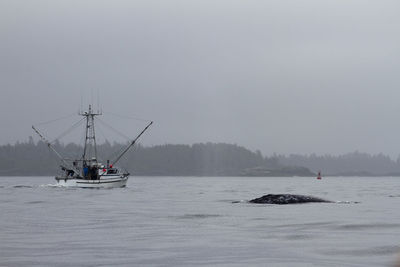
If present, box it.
[39,183,66,188]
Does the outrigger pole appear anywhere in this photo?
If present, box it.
[111,121,153,166]
[32,125,80,175]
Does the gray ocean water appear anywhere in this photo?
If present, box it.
[1,176,400,267]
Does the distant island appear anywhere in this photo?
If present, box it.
[0,138,400,177]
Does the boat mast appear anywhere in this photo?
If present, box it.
[81,105,101,164]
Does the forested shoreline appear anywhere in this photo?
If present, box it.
[1,138,400,177]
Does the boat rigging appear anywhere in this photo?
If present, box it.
[32,105,153,188]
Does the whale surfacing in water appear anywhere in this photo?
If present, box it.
[249,194,332,205]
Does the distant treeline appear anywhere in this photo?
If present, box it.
[276,152,400,176]
[0,138,399,176]
[0,138,309,176]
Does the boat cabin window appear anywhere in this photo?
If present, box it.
[107,169,117,174]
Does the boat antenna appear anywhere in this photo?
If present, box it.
[111,121,153,166]
[80,89,83,114]
[97,88,100,114]
[91,88,94,111]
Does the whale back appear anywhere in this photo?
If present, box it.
[249,194,332,205]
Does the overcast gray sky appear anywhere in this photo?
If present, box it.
[1,0,400,157]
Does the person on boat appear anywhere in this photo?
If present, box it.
[83,165,89,178]
[61,166,74,177]
[89,166,98,180]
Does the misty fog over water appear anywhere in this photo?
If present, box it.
[1,1,400,158]
[1,1,400,266]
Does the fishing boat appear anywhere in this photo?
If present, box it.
[32,105,152,188]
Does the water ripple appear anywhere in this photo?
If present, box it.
[321,245,400,256]
[335,223,400,230]
[176,214,222,219]
[13,185,33,188]
[24,201,46,204]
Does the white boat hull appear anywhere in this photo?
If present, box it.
[55,175,128,188]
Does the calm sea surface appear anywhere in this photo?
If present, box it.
[1,176,400,267]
